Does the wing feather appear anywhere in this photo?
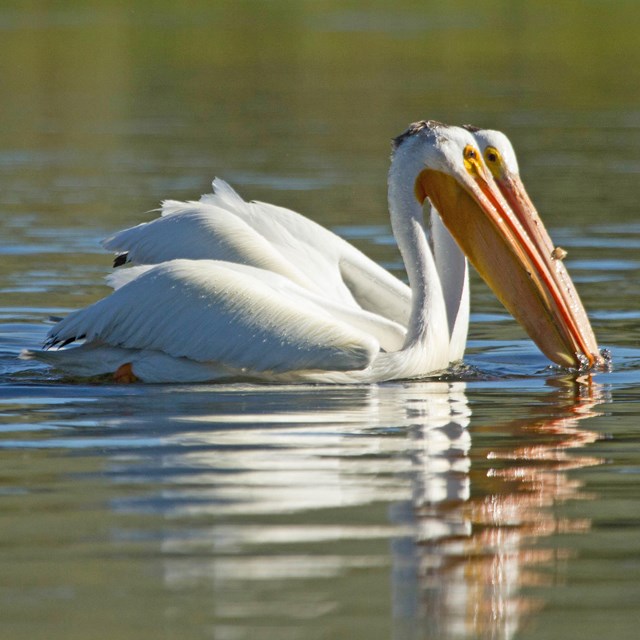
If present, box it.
[47,260,379,374]
[104,179,412,317]
[102,203,316,291]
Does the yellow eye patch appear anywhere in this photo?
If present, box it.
[483,146,504,179]
[463,144,483,177]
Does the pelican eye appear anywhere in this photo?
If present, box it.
[463,145,478,160]
[484,146,501,164]
[483,146,504,179]
[463,144,482,176]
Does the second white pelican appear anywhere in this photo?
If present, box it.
[465,125,601,363]
[23,121,602,382]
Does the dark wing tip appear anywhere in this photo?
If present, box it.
[44,334,85,350]
[113,252,129,268]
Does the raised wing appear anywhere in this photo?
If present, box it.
[103,179,412,324]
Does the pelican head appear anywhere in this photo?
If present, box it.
[465,124,602,368]
[392,120,601,370]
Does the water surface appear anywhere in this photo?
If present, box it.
[2,2,640,639]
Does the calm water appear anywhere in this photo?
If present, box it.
[2,2,640,639]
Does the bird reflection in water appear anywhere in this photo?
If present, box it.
[150,378,606,640]
[395,378,606,640]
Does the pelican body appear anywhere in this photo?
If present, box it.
[23,121,602,383]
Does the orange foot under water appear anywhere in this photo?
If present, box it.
[114,362,138,383]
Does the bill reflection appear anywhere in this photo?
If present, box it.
[394,379,606,640]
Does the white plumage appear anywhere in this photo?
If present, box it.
[22,120,601,382]
[47,259,382,371]
[102,178,414,327]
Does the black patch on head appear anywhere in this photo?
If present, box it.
[392,119,448,151]
[462,124,481,133]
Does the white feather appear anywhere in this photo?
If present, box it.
[45,260,379,374]
[103,178,413,325]
[105,265,153,290]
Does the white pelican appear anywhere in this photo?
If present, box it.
[22,121,602,383]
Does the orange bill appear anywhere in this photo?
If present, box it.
[491,164,601,359]
[415,147,603,370]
